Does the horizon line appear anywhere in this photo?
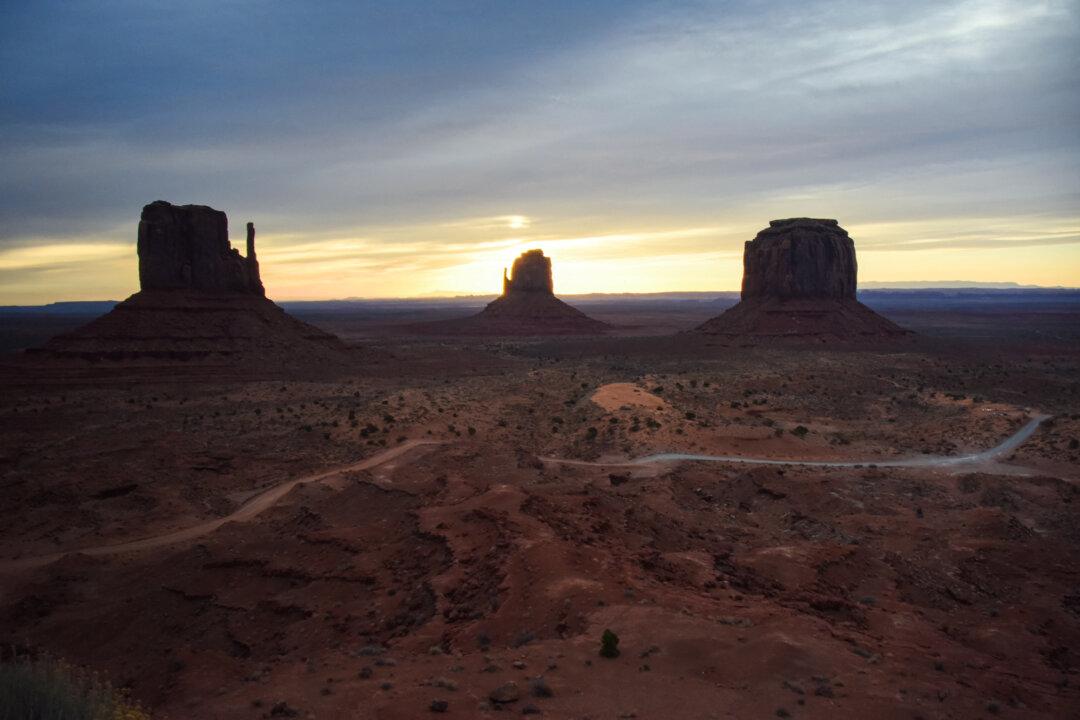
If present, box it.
[4,282,1079,308]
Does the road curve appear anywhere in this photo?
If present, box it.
[1,439,441,573]
[542,414,1050,470]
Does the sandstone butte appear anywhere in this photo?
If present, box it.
[35,201,348,368]
[420,249,608,336]
[696,218,908,338]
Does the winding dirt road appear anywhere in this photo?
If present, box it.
[2,416,1052,574]
[1,439,441,573]
[542,414,1050,470]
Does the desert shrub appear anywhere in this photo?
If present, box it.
[586,427,598,440]
[0,654,149,720]
[599,629,620,658]
[792,425,809,437]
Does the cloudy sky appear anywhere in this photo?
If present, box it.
[1,0,1078,303]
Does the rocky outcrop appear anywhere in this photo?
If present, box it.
[696,219,907,339]
[414,249,607,336]
[502,249,553,295]
[35,202,353,371]
[742,219,856,300]
[138,201,263,295]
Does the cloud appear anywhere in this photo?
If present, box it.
[0,0,1078,301]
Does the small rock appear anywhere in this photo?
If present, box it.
[489,682,521,704]
[522,704,541,715]
[430,699,449,713]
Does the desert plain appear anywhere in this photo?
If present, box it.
[1,293,1078,720]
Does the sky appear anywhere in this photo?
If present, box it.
[1,0,1078,304]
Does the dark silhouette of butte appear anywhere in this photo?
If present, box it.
[696,218,907,338]
[427,249,607,335]
[37,201,347,365]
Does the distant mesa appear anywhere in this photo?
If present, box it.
[417,249,607,335]
[502,249,553,295]
[35,201,349,368]
[696,218,908,338]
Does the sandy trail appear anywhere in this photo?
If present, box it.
[1,439,440,573]
[542,414,1050,470]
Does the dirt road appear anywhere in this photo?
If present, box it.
[0,439,440,573]
[542,414,1050,470]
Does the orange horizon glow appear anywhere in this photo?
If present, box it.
[1,212,1078,305]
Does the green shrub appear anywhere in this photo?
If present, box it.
[0,654,150,720]
[599,629,620,658]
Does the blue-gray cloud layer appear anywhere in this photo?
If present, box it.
[1,0,1077,247]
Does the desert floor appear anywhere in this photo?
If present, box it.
[1,302,1078,719]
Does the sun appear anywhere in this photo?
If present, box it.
[506,215,529,230]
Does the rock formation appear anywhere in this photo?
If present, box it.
[696,218,907,338]
[502,249,553,295]
[36,201,350,369]
[742,219,856,300]
[417,249,607,335]
[138,200,264,295]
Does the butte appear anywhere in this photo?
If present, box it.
[422,249,607,336]
[33,201,349,370]
[695,218,908,339]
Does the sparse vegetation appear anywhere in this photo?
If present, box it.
[600,629,620,658]
[0,655,149,720]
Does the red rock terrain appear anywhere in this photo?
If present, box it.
[1,319,1078,719]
